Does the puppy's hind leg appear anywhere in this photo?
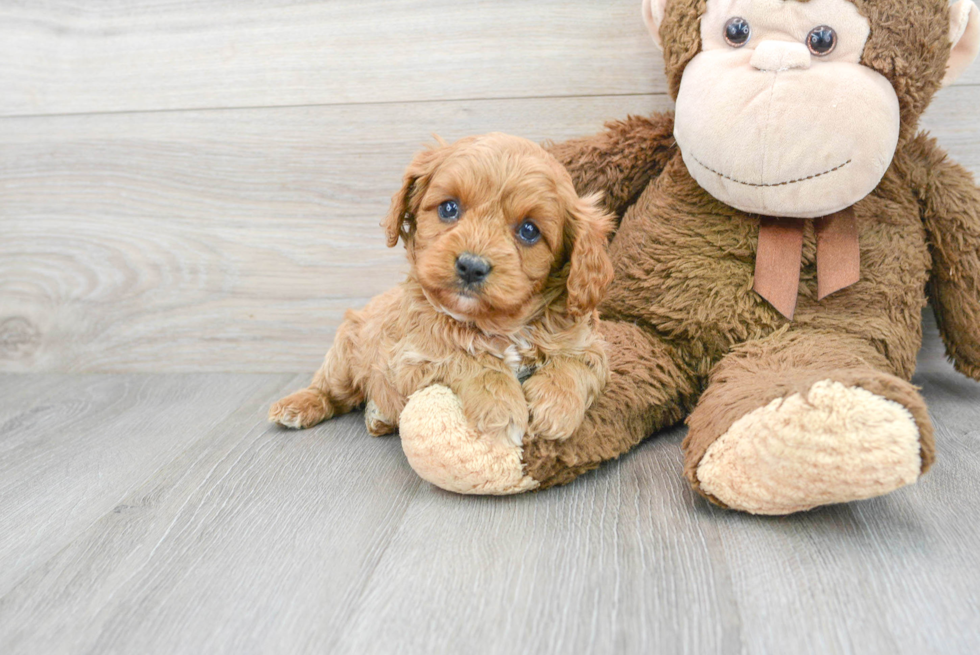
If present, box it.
[269,385,334,430]
[269,322,364,429]
[364,400,397,436]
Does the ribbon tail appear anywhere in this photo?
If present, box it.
[815,207,860,300]
[753,217,805,320]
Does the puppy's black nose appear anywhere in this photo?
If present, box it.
[455,253,492,286]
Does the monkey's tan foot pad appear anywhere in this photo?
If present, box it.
[399,385,539,495]
[696,380,923,515]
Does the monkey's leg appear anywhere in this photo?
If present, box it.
[398,320,698,494]
[522,320,697,488]
[685,329,935,515]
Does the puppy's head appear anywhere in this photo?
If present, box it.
[383,133,614,325]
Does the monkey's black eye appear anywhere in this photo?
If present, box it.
[724,17,751,48]
[807,26,837,56]
[438,200,460,222]
[516,220,541,245]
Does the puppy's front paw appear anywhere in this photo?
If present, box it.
[466,401,529,447]
[458,381,529,447]
[523,376,587,441]
[269,389,333,429]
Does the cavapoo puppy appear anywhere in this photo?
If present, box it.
[269,133,614,446]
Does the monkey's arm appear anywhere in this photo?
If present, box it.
[908,134,980,380]
[546,113,677,218]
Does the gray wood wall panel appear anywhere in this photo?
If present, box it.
[0,94,665,373]
[2,1,975,119]
[2,90,977,373]
[0,0,663,117]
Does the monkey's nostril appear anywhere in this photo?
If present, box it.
[455,253,492,286]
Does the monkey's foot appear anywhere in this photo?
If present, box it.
[696,380,923,515]
[399,385,539,495]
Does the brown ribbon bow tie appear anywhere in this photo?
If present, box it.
[753,206,860,320]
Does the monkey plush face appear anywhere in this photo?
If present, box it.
[643,0,980,218]
[672,0,898,218]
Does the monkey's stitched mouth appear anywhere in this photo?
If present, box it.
[690,154,852,188]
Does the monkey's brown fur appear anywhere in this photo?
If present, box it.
[269,134,615,445]
[519,0,980,504]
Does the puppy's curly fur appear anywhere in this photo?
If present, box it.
[269,133,615,445]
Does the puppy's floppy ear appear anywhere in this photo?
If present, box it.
[383,138,449,248]
[565,193,615,317]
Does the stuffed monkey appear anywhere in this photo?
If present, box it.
[398,0,980,514]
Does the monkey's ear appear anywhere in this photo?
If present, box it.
[383,140,448,248]
[565,194,615,317]
[642,0,669,51]
[944,0,980,87]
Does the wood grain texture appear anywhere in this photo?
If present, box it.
[318,312,980,655]
[331,428,742,655]
[0,372,290,598]
[2,0,976,119]
[0,0,663,117]
[0,93,665,373]
[0,373,79,423]
[0,315,978,655]
[2,1,979,652]
[2,88,977,373]
[0,376,425,655]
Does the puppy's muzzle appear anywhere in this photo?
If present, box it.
[455,253,492,287]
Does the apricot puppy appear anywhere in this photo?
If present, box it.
[269,133,614,446]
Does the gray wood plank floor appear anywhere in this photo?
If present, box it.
[1,312,978,655]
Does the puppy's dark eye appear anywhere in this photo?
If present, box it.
[724,17,751,48]
[438,200,460,222]
[807,26,837,56]
[516,220,541,245]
